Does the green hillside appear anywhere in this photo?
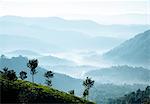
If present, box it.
[0,77,94,104]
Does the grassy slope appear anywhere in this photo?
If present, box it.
[0,78,94,104]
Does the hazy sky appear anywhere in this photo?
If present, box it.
[0,0,150,24]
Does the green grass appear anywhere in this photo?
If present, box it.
[0,77,95,104]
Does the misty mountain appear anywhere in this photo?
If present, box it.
[1,16,149,38]
[45,65,99,78]
[0,55,83,95]
[0,16,149,52]
[103,30,150,67]
[85,65,150,84]
[3,50,75,66]
[0,55,149,103]
[5,50,41,57]
[38,55,76,66]
[0,35,63,52]
[90,83,147,104]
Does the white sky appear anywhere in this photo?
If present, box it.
[0,0,150,23]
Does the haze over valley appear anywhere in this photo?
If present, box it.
[0,0,150,103]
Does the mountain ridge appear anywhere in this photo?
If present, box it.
[85,65,150,84]
[103,30,150,68]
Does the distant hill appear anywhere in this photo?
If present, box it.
[85,65,150,84]
[1,16,149,52]
[0,16,149,38]
[0,55,83,95]
[89,83,147,104]
[108,86,150,104]
[0,77,93,103]
[47,65,99,78]
[0,35,63,52]
[103,30,150,67]
[3,50,76,66]
[38,55,76,66]
[6,50,41,57]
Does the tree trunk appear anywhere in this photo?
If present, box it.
[87,95,89,100]
[32,75,34,83]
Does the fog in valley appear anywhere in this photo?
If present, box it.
[0,0,150,103]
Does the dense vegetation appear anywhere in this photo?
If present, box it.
[108,86,150,104]
[0,72,94,103]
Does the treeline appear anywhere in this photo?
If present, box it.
[0,59,54,87]
[0,58,95,103]
[108,86,150,104]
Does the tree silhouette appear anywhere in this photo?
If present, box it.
[19,71,27,80]
[27,59,38,83]
[83,89,89,99]
[44,71,54,87]
[0,67,9,79]
[0,67,17,81]
[82,77,94,100]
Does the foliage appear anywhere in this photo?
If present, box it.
[0,77,94,104]
[27,59,38,83]
[44,71,54,79]
[19,71,27,80]
[45,79,52,87]
[0,67,17,81]
[83,89,89,99]
[83,77,94,100]
[44,70,54,87]
[83,77,94,89]
[27,59,38,71]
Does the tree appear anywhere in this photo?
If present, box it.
[0,67,17,81]
[0,67,8,79]
[19,71,27,80]
[82,77,94,100]
[44,71,54,87]
[27,59,38,83]
[83,89,89,99]
[68,90,75,95]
